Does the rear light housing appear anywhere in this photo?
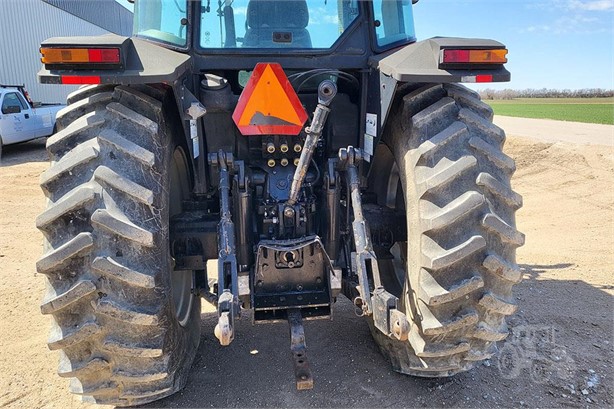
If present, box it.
[40,47,122,70]
[440,48,508,68]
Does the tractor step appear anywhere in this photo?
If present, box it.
[287,309,314,390]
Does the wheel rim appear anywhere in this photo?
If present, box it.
[169,147,193,327]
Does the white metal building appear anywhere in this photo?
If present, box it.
[0,0,133,104]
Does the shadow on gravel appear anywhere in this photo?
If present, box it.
[137,262,613,408]
[0,137,48,167]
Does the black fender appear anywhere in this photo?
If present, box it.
[38,34,191,85]
[372,37,511,84]
[364,37,510,164]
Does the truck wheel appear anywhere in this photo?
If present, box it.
[37,84,201,406]
[368,83,524,376]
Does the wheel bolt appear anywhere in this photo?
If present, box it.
[280,143,289,153]
[266,142,275,153]
[293,144,302,153]
[267,159,276,167]
[280,158,289,166]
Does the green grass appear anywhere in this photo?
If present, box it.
[485,98,614,125]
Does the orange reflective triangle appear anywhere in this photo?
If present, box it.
[232,63,308,135]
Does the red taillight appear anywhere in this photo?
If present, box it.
[87,48,120,63]
[476,75,493,83]
[443,50,471,63]
[460,75,494,83]
[61,76,101,85]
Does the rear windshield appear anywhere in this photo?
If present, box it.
[199,0,360,49]
[133,0,416,50]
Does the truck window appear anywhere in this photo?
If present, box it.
[15,92,30,109]
[1,92,27,112]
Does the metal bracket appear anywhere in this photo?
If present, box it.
[176,81,208,192]
[372,287,409,341]
[326,157,338,187]
[379,72,398,132]
[287,309,313,390]
[234,159,246,190]
[180,84,206,160]
[324,157,341,266]
[179,83,207,122]
[209,151,241,346]
[253,236,334,320]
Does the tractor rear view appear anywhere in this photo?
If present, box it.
[36,0,523,405]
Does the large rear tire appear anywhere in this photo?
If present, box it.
[37,84,201,406]
[368,83,524,376]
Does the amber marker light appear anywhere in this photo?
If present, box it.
[441,49,508,65]
[40,47,120,64]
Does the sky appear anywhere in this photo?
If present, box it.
[116,0,614,90]
[413,0,614,90]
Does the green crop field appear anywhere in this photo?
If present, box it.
[485,98,614,125]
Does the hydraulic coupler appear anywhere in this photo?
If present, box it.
[338,147,409,341]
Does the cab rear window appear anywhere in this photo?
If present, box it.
[199,0,360,49]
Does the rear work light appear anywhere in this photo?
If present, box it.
[40,47,120,65]
[441,48,508,65]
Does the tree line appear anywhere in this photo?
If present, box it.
[478,88,614,100]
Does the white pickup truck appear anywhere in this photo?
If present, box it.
[0,84,65,159]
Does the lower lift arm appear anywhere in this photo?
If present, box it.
[209,151,241,346]
[338,147,409,341]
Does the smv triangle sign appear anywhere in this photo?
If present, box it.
[232,63,308,136]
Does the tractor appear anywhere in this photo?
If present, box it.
[36,0,524,405]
